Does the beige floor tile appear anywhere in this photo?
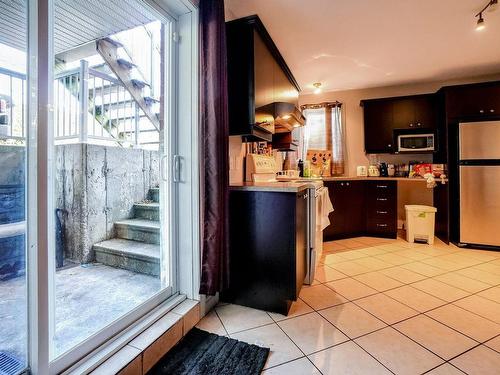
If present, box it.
[451,346,500,375]
[314,264,348,283]
[319,302,386,339]
[326,277,378,300]
[335,249,369,260]
[278,312,349,355]
[379,266,427,283]
[374,252,414,266]
[434,272,491,293]
[268,298,313,322]
[394,315,477,360]
[309,341,391,375]
[299,284,348,310]
[456,267,500,286]
[354,271,404,292]
[329,260,372,276]
[355,293,418,324]
[385,285,447,312]
[215,304,273,334]
[454,295,500,324]
[421,257,465,271]
[470,262,500,275]
[231,323,303,369]
[426,304,500,342]
[478,287,500,304]
[401,261,446,277]
[355,327,443,375]
[392,249,434,261]
[323,241,347,251]
[437,253,484,267]
[357,246,391,256]
[485,335,500,352]
[354,257,393,271]
[320,253,349,265]
[412,278,470,302]
[195,310,227,336]
[263,357,321,375]
[426,363,467,375]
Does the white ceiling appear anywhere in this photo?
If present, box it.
[225,0,500,93]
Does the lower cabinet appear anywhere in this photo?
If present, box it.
[324,180,398,241]
[223,189,308,315]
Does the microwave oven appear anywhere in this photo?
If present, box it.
[397,133,435,152]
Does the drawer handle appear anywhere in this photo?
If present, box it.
[376,224,388,227]
[376,210,388,214]
[376,185,388,188]
[377,198,388,201]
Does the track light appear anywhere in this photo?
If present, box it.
[476,13,486,31]
[475,0,498,31]
[313,82,322,94]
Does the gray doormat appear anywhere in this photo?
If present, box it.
[147,328,270,375]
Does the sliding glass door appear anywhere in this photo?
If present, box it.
[0,0,29,373]
[48,0,176,362]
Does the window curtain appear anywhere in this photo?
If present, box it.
[300,102,346,175]
[199,0,230,296]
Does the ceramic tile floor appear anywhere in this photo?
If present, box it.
[196,236,500,374]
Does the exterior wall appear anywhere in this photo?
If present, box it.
[0,144,160,267]
[56,144,160,263]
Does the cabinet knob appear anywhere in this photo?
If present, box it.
[387,144,392,148]
[490,109,495,113]
[417,122,422,126]
[480,109,485,114]
[409,123,414,127]
[346,182,350,186]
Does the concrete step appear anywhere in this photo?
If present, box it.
[115,219,160,244]
[149,188,159,203]
[134,202,159,221]
[93,238,160,276]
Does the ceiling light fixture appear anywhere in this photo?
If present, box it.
[313,82,322,94]
[475,0,498,31]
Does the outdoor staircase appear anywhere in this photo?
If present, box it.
[93,188,160,277]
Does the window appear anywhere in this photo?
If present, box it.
[301,103,346,176]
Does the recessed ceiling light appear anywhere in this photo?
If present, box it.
[313,82,322,94]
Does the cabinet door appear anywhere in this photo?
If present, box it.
[414,95,436,129]
[254,30,274,108]
[363,101,394,153]
[365,181,397,238]
[393,98,415,129]
[446,83,500,119]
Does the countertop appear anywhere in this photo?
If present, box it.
[229,176,448,192]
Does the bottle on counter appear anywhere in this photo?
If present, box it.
[303,160,311,178]
[298,159,304,177]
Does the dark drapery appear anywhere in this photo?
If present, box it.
[199,0,230,295]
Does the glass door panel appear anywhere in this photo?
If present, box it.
[50,0,173,359]
[0,0,29,373]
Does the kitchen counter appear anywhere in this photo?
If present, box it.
[322,176,448,182]
[229,180,323,192]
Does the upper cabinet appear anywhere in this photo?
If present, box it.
[442,81,500,120]
[361,94,437,154]
[226,15,300,142]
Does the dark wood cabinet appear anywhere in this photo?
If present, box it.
[444,81,500,120]
[363,100,394,153]
[365,181,398,238]
[226,16,300,142]
[323,181,365,240]
[225,189,308,315]
[323,180,398,240]
[362,94,436,153]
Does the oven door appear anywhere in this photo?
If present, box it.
[398,134,434,152]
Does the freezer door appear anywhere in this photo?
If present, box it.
[460,165,500,246]
[460,121,500,160]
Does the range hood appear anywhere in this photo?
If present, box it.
[255,102,306,133]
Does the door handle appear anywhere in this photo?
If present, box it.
[173,154,181,183]
[377,198,388,201]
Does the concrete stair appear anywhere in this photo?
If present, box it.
[92,187,161,276]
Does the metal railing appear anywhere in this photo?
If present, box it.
[0,61,159,149]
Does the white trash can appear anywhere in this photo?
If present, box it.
[405,205,437,245]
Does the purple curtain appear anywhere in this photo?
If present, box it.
[199,0,230,295]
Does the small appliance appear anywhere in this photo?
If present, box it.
[368,165,380,177]
[379,163,388,177]
[245,154,278,182]
[387,164,395,177]
[356,166,368,177]
[397,133,435,153]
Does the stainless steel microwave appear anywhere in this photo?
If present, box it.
[397,133,435,152]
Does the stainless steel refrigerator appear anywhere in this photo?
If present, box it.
[459,121,500,247]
